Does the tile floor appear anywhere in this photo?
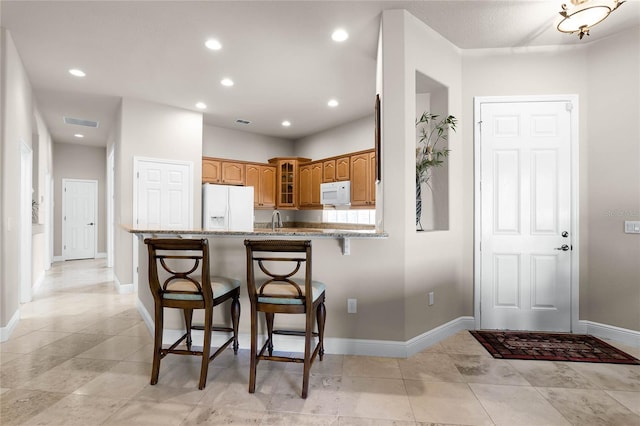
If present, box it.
[1,259,639,425]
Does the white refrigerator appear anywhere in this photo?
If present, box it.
[202,184,254,231]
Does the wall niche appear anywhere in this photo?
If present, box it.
[415,70,449,232]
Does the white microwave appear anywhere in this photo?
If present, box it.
[320,181,351,206]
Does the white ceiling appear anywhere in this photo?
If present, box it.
[2,1,639,147]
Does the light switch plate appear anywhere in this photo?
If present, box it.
[624,221,640,234]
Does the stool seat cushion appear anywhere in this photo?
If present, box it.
[163,276,240,301]
[257,278,326,305]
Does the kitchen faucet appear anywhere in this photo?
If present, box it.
[271,210,283,231]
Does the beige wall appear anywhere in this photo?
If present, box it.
[52,143,107,257]
[1,29,34,327]
[294,114,375,159]
[203,124,293,163]
[114,98,204,288]
[585,27,640,331]
[461,27,640,332]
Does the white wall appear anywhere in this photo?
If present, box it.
[294,114,375,159]
[203,124,293,162]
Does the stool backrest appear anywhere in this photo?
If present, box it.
[145,238,213,304]
[244,239,312,308]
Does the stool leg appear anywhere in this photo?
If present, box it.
[302,309,313,399]
[199,308,213,390]
[316,299,326,361]
[265,312,275,356]
[183,308,193,350]
[231,293,240,354]
[151,305,163,385]
[249,309,258,394]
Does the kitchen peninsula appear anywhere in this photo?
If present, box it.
[127,225,388,255]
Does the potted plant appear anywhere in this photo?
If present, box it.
[415,112,457,231]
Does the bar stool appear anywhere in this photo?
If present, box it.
[145,238,240,390]
[244,239,326,398]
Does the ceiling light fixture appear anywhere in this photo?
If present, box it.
[557,0,625,39]
[205,39,222,50]
[327,99,339,108]
[74,134,84,138]
[281,120,291,127]
[195,102,207,109]
[331,28,349,42]
[221,78,234,87]
[69,69,86,77]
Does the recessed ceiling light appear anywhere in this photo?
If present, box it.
[74,133,84,138]
[195,102,207,109]
[328,99,339,108]
[221,78,234,87]
[281,120,291,127]
[69,69,86,77]
[205,39,222,50]
[331,29,349,42]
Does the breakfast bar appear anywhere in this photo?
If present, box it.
[127,226,388,255]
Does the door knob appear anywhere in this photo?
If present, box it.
[562,231,569,238]
[87,222,95,226]
[555,244,570,251]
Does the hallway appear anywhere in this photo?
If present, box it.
[1,259,639,425]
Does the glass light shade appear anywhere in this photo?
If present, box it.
[558,5,611,32]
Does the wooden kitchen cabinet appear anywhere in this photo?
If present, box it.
[269,157,310,209]
[202,158,221,183]
[336,155,350,181]
[299,161,323,207]
[322,155,350,182]
[246,164,276,209]
[350,150,376,207]
[202,158,245,185]
[220,161,245,185]
[323,160,336,183]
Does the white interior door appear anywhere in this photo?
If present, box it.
[63,179,97,260]
[479,100,574,332]
[136,159,191,229]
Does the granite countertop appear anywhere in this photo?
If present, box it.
[125,226,387,239]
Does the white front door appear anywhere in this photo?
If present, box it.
[478,99,575,332]
[63,179,97,260]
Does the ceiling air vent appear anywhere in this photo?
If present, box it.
[235,119,251,125]
[63,116,100,128]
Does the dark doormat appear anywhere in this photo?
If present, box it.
[470,330,640,364]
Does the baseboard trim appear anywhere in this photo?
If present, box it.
[134,300,474,358]
[96,252,107,259]
[0,310,20,342]
[52,255,64,262]
[113,274,134,294]
[580,320,640,348]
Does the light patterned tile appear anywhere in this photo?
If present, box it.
[101,400,194,425]
[338,377,414,422]
[537,387,640,426]
[23,394,126,425]
[0,389,66,425]
[604,390,640,416]
[567,362,640,391]
[449,354,529,385]
[398,352,464,383]
[182,406,266,424]
[507,360,598,388]
[405,381,493,425]
[0,330,70,354]
[469,383,570,425]
[343,355,402,379]
[75,335,150,361]
[19,357,117,394]
[73,361,150,399]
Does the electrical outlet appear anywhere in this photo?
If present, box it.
[428,292,434,306]
[347,298,357,314]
